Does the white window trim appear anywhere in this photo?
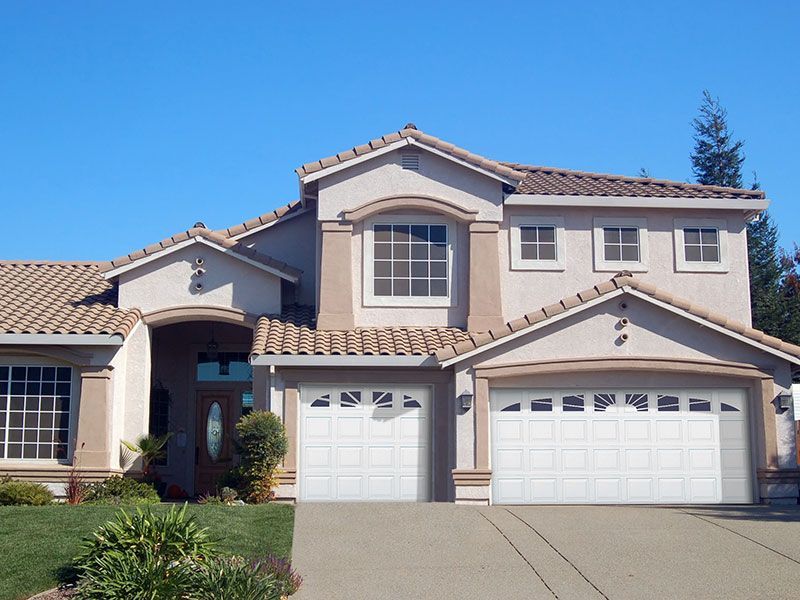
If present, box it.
[509,215,566,271]
[674,218,730,273]
[362,214,457,308]
[593,217,649,273]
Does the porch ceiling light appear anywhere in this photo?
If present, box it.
[207,326,219,363]
[218,355,230,376]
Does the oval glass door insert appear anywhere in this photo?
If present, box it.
[206,401,223,462]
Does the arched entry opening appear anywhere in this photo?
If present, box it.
[148,319,254,497]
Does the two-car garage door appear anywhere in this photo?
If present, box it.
[299,385,431,501]
[491,388,752,504]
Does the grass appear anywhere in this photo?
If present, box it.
[0,503,295,600]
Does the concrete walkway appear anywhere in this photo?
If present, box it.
[291,503,800,600]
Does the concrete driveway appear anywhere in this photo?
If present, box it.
[291,503,800,600]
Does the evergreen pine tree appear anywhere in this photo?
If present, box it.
[691,90,745,188]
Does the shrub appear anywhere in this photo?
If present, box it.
[235,411,288,503]
[199,486,240,506]
[259,554,303,596]
[74,504,218,598]
[83,476,160,505]
[187,555,284,600]
[0,478,54,506]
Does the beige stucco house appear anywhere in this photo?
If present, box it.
[1,124,798,505]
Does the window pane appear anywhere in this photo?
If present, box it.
[538,243,557,261]
[537,226,555,243]
[700,228,718,245]
[410,261,428,277]
[620,228,638,244]
[393,279,410,296]
[393,261,409,277]
[684,228,701,244]
[605,245,621,261]
[429,225,447,243]
[521,244,538,260]
[430,243,446,260]
[374,279,392,296]
[520,227,538,243]
[684,245,702,262]
[621,245,639,262]
[410,244,428,260]
[430,262,447,278]
[410,279,429,296]
[430,279,447,296]
[374,260,391,277]
[374,243,391,260]
[604,228,620,243]
[409,225,429,243]
[393,225,410,242]
[393,243,409,259]
[703,245,719,262]
[374,225,392,242]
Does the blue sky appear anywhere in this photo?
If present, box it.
[1,1,797,260]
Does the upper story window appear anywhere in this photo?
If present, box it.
[593,217,649,272]
[674,219,729,273]
[510,216,565,271]
[364,216,455,307]
[0,365,72,461]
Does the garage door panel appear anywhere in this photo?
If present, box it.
[491,388,752,505]
[300,385,431,501]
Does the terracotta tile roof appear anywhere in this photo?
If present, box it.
[505,163,765,199]
[251,305,470,356]
[435,274,800,362]
[215,200,303,238]
[99,227,303,281]
[296,124,528,183]
[0,262,141,337]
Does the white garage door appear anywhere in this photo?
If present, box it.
[299,385,431,501]
[491,388,752,504]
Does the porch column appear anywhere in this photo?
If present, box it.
[276,382,298,500]
[468,222,504,332]
[452,376,492,504]
[75,366,113,470]
[317,221,354,330]
[754,377,799,503]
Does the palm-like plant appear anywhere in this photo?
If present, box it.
[122,433,173,480]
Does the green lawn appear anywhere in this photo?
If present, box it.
[0,503,295,600]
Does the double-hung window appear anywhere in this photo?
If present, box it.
[593,217,649,272]
[674,219,728,272]
[366,220,453,306]
[510,216,566,271]
[0,365,72,461]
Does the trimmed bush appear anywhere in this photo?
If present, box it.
[83,476,160,505]
[235,411,288,503]
[187,555,284,600]
[0,478,53,506]
[74,504,217,598]
[259,554,303,596]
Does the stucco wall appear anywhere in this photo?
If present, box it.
[117,243,283,317]
[500,206,752,324]
[117,322,152,472]
[242,207,318,306]
[317,148,505,221]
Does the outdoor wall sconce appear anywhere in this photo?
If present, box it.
[459,392,473,410]
[775,392,792,413]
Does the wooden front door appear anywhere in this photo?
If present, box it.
[195,391,237,495]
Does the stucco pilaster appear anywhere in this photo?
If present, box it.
[474,376,490,470]
[468,222,504,332]
[317,221,354,330]
[76,366,114,469]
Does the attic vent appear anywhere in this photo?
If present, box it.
[401,153,420,171]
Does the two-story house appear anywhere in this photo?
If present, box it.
[1,124,798,505]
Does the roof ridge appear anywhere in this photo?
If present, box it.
[502,161,765,198]
[295,126,528,183]
[0,260,102,266]
[435,274,800,362]
[215,199,304,238]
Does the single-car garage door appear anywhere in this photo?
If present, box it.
[491,388,752,504]
[299,385,431,501]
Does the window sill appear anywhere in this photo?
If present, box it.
[363,297,455,308]
[511,261,566,272]
[594,262,649,273]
